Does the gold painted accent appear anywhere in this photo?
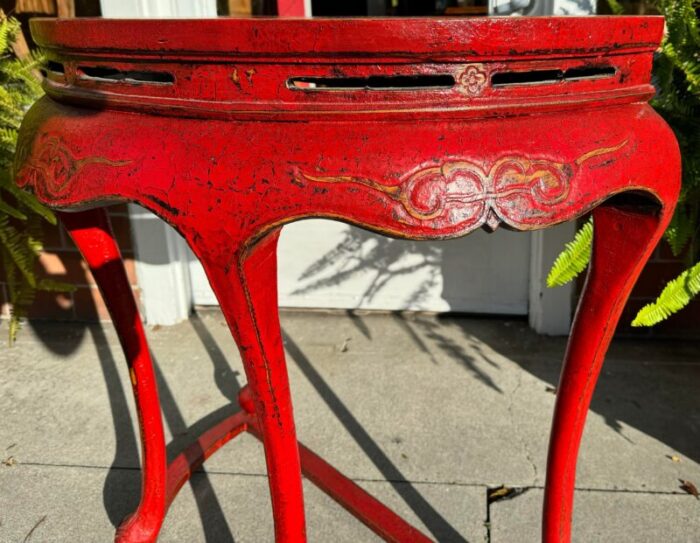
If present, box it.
[575,139,628,165]
[298,140,628,229]
[248,179,662,248]
[302,174,401,197]
[15,134,131,196]
[245,68,256,85]
[231,68,241,89]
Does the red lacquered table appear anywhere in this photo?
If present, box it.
[15,16,679,543]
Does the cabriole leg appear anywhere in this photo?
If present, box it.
[59,208,167,543]
[198,229,307,542]
[542,203,670,543]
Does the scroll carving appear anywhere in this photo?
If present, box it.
[14,133,130,198]
[296,141,628,232]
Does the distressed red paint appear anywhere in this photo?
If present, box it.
[14,16,680,543]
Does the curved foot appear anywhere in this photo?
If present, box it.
[115,514,162,543]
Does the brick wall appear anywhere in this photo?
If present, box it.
[0,205,139,322]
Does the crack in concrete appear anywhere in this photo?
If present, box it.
[506,370,540,486]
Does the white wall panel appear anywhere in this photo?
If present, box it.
[191,219,531,315]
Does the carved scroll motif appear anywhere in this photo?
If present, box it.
[297,141,628,232]
[14,133,130,198]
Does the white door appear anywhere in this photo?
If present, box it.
[188,219,531,315]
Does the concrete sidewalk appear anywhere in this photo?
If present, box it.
[1,310,699,542]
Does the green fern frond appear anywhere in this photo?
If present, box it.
[0,13,66,344]
[0,198,27,220]
[0,127,17,147]
[606,0,624,14]
[0,14,18,54]
[664,206,698,256]
[0,215,37,287]
[632,261,700,326]
[37,278,75,292]
[7,278,36,342]
[553,0,700,327]
[547,218,593,288]
[0,171,56,224]
[4,55,45,98]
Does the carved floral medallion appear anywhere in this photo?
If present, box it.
[457,64,488,97]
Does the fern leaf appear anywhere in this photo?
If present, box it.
[0,14,18,55]
[632,261,700,326]
[37,278,75,293]
[0,214,37,287]
[0,198,26,220]
[607,0,624,14]
[664,206,696,256]
[0,172,56,224]
[7,279,35,344]
[547,218,593,288]
[0,14,68,342]
[0,127,17,147]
